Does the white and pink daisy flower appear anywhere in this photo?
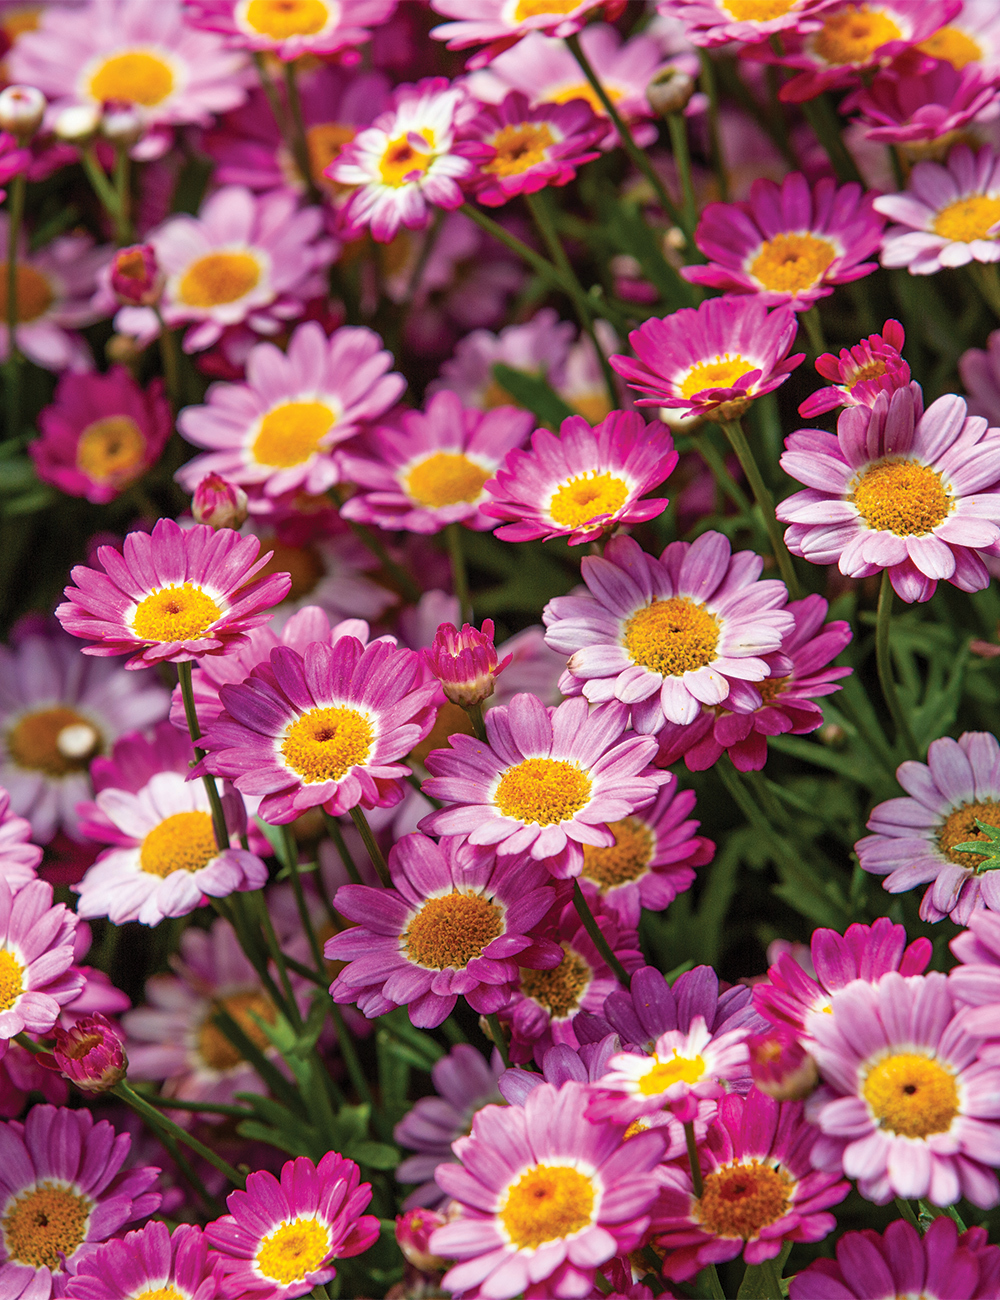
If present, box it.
[799,318,913,418]
[175,321,405,500]
[63,1221,220,1300]
[185,0,398,60]
[777,385,1000,602]
[0,877,82,1041]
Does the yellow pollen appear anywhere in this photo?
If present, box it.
[404,891,504,970]
[812,4,903,66]
[519,944,590,1020]
[623,1118,649,1139]
[131,583,223,644]
[848,358,887,387]
[623,596,720,678]
[750,232,837,295]
[0,263,52,324]
[243,0,331,38]
[199,990,277,1071]
[176,252,261,309]
[695,1160,793,1240]
[494,756,592,826]
[863,1052,960,1138]
[678,355,754,400]
[638,1052,706,1095]
[582,818,654,890]
[549,471,629,529]
[7,706,101,777]
[255,1216,332,1285]
[484,121,555,178]
[1,1181,92,1270]
[549,82,620,115]
[256,536,323,601]
[757,674,789,704]
[937,800,1000,869]
[133,1289,184,1300]
[307,121,356,189]
[500,1164,595,1250]
[76,415,147,488]
[139,810,217,879]
[722,0,797,18]
[850,457,952,536]
[87,50,174,107]
[514,0,580,18]
[917,25,982,70]
[252,401,336,469]
[0,951,23,1012]
[933,194,1000,243]
[379,132,434,188]
[405,452,492,508]
[281,706,374,783]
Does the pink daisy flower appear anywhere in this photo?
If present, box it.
[662,0,833,47]
[0,877,82,1041]
[175,321,405,500]
[682,174,884,311]
[807,970,1000,1207]
[856,730,1000,924]
[653,1089,848,1281]
[481,410,677,546]
[960,327,1000,425]
[64,1221,221,1300]
[846,56,1000,147]
[206,1152,378,1300]
[421,693,668,877]
[339,390,533,535]
[875,143,1000,274]
[610,296,804,419]
[777,385,1000,603]
[788,1216,1000,1300]
[326,832,561,1027]
[0,788,41,893]
[184,0,398,60]
[545,531,793,732]
[431,1079,664,1300]
[430,0,610,62]
[430,307,575,409]
[30,365,172,505]
[799,318,913,418]
[0,1105,161,1298]
[56,518,293,669]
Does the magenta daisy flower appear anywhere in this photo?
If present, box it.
[682,174,883,311]
[846,58,999,146]
[807,970,1000,1207]
[0,877,82,1041]
[205,1151,379,1299]
[799,318,912,418]
[64,1221,221,1300]
[430,1079,665,1300]
[0,1105,161,1298]
[339,391,533,534]
[175,322,405,500]
[665,0,833,47]
[184,0,397,60]
[56,518,292,669]
[545,531,793,733]
[610,296,804,419]
[325,832,562,1027]
[421,694,668,877]
[653,1089,848,1281]
[481,410,677,546]
[777,385,1000,603]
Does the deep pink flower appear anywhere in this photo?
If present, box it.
[429,0,611,64]
[799,318,912,417]
[192,473,249,530]
[422,619,512,707]
[0,876,83,1042]
[64,1221,222,1300]
[845,54,1000,145]
[45,1012,127,1094]
[109,244,162,307]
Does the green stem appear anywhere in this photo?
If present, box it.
[693,432,752,516]
[4,171,25,441]
[895,1197,919,1228]
[249,890,302,1030]
[876,569,919,758]
[253,51,291,142]
[446,522,471,625]
[79,145,120,218]
[152,1123,225,1218]
[282,60,323,205]
[153,305,181,410]
[684,1119,704,1198]
[719,418,800,598]
[404,206,445,304]
[176,660,231,852]
[113,1081,245,1187]
[802,305,826,356]
[918,1199,966,1231]
[697,49,729,201]
[144,1093,252,1118]
[459,201,584,306]
[280,824,325,973]
[467,701,488,743]
[323,809,362,886]
[112,144,133,244]
[349,805,391,887]
[572,880,630,987]
[667,112,698,237]
[971,262,1000,321]
[484,1011,510,1068]
[331,1003,374,1107]
[211,894,295,1031]
[799,93,863,184]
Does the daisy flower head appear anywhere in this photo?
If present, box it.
[661,0,834,48]
[545,531,794,733]
[799,318,912,417]
[777,385,1000,603]
[205,1151,379,1300]
[0,1104,161,1298]
[64,1220,221,1300]
[325,832,562,1027]
[610,296,804,419]
[175,321,406,500]
[807,970,1000,1207]
[430,0,611,63]
[682,173,884,311]
[339,390,534,534]
[429,1080,666,1300]
[480,410,677,545]
[184,0,398,60]
[56,518,292,669]
[0,876,82,1041]
[421,693,668,878]
[845,55,1000,147]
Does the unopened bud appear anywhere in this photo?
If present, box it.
[47,1013,128,1094]
[192,473,249,530]
[100,100,144,147]
[0,86,46,141]
[53,103,101,145]
[422,620,511,709]
[747,1027,818,1101]
[396,1208,448,1272]
[647,67,696,117]
[110,244,163,307]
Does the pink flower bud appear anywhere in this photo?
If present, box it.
[422,620,512,708]
[49,1014,127,1093]
[192,473,249,530]
[110,244,163,307]
[396,1208,448,1272]
[748,1027,818,1101]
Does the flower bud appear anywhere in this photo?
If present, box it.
[747,1027,818,1101]
[192,473,249,530]
[422,620,512,709]
[100,100,145,147]
[110,244,163,307]
[53,103,101,144]
[647,67,696,117]
[0,86,46,142]
[49,1014,127,1093]
[395,1208,448,1272]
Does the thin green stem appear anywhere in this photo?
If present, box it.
[798,93,863,184]
[918,1199,966,1231]
[697,1266,727,1300]
[467,701,488,743]
[460,202,567,290]
[143,1093,252,1118]
[323,809,363,886]
[250,890,302,1029]
[331,1003,374,1107]
[153,305,181,410]
[697,49,729,201]
[693,432,752,516]
[79,145,120,218]
[153,1124,226,1218]
[684,1119,704,1198]
[876,569,919,758]
[484,1012,510,1068]
[572,880,630,987]
[113,1081,245,1187]
[112,144,133,244]
[282,60,323,205]
[446,522,471,624]
[176,661,231,851]
[667,112,698,237]
[253,51,290,140]
[280,824,325,973]
[349,805,391,887]
[895,1197,919,1228]
[720,418,800,598]
[3,171,25,440]
[802,305,826,355]
[404,206,445,304]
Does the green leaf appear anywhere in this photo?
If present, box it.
[490,363,574,430]
[737,1244,792,1298]
[345,1141,400,1170]
[952,818,1000,868]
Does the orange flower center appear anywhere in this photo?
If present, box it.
[678,355,754,400]
[549,471,629,529]
[281,706,374,783]
[750,232,837,294]
[256,1216,332,1285]
[581,817,654,889]
[519,944,590,1020]
[937,800,1000,868]
[252,401,337,469]
[177,252,262,309]
[405,892,504,969]
[638,1051,707,1095]
[0,263,53,324]
[7,706,101,776]
[0,950,23,1012]
[87,49,174,107]
[695,1160,793,1240]
[484,122,555,177]
[405,452,492,508]
[379,132,434,188]
[514,0,580,17]
[132,583,223,643]
[624,596,720,677]
[2,1181,92,1271]
[933,194,1000,243]
[494,757,591,825]
[863,1052,959,1138]
[850,457,952,535]
[500,1164,595,1250]
[198,990,277,1071]
[242,0,332,38]
[721,0,797,18]
[139,810,218,878]
[76,415,147,487]
[811,4,902,67]
[917,25,982,70]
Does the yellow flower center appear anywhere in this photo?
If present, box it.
[256,536,323,601]
[863,1052,960,1138]
[917,25,982,70]
[176,252,262,309]
[581,817,654,890]
[379,132,434,188]
[549,471,629,529]
[281,706,374,783]
[133,1289,185,1300]
[494,756,592,826]
[937,800,1000,869]
[722,0,797,18]
[500,1164,595,1250]
[255,1216,332,1285]
[812,4,902,66]
[757,674,789,704]
[242,0,332,38]
[1,1181,92,1271]
[519,944,590,1020]
[514,0,580,18]
[695,1160,793,1240]
[252,401,337,469]
[678,355,754,400]
[933,194,1000,243]
[405,452,492,508]
[484,122,555,178]
[0,950,23,1012]
[139,810,217,879]
[76,415,147,488]
[848,358,887,387]
[549,82,621,115]
[638,1051,707,1095]
[87,49,174,108]
[623,596,720,678]
[131,583,223,643]
[750,232,837,294]
[7,706,101,776]
[405,891,504,969]
[198,990,277,1072]
[850,457,952,536]
[0,263,53,324]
